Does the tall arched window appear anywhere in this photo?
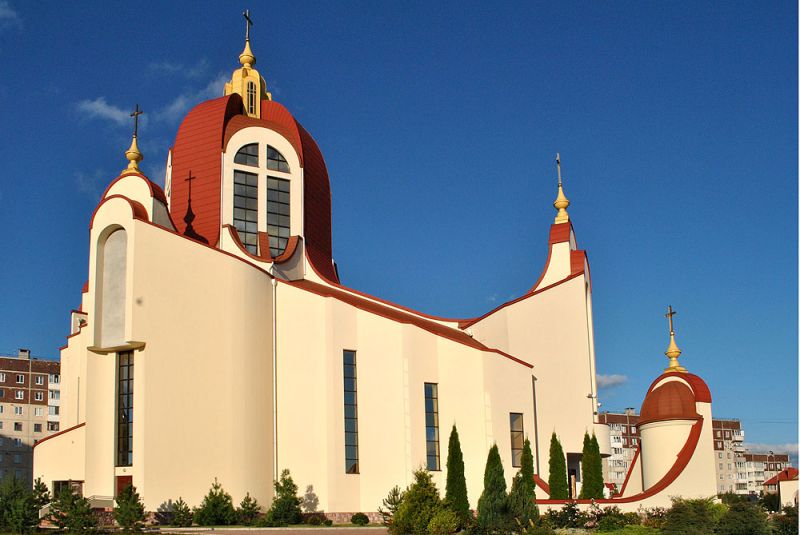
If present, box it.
[233,171,258,254]
[234,143,259,166]
[267,177,290,256]
[267,146,290,172]
[246,82,256,115]
[98,228,127,348]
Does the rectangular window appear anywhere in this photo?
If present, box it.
[424,383,440,471]
[117,351,134,467]
[49,374,60,384]
[13,423,21,432]
[15,375,23,384]
[34,392,43,401]
[34,424,41,433]
[267,177,290,257]
[13,454,20,465]
[35,376,44,386]
[14,407,22,416]
[34,407,43,417]
[0,373,5,382]
[233,170,259,254]
[49,390,60,400]
[14,391,22,400]
[343,350,358,474]
[48,406,59,416]
[510,413,524,467]
[47,422,59,432]
[13,439,21,447]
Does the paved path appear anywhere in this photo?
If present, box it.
[160,529,388,535]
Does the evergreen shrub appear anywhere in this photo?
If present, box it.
[50,486,96,532]
[351,512,369,525]
[715,501,770,535]
[390,468,442,535]
[427,508,459,535]
[113,484,146,532]
[546,433,568,499]
[662,497,722,535]
[378,485,405,526]
[508,438,538,528]
[444,425,471,529]
[260,469,302,526]
[772,505,799,535]
[193,478,237,526]
[172,497,193,527]
[476,444,508,533]
[237,492,261,526]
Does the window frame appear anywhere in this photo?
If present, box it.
[343,350,359,474]
[510,412,524,467]
[424,383,440,471]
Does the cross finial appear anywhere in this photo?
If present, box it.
[556,152,562,186]
[553,152,570,223]
[665,305,676,334]
[243,9,253,41]
[130,104,144,138]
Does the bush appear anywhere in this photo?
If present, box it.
[662,497,721,535]
[306,514,323,525]
[759,491,781,512]
[390,468,442,535]
[172,497,193,527]
[114,484,146,532]
[444,425,471,530]
[547,433,568,499]
[520,522,556,535]
[193,478,237,526]
[351,512,369,526]
[324,518,333,526]
[544,501,586,529]
[640,506,667,529]
[427,508,459,535]
[378,485,405,526]
[715,501,769,535]
[772,505,799,535]
[0,476,38,534]
[50,486,96,532]
[237,492,261,526]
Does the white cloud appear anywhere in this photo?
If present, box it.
[148,58,209,79]
[74,169,110,200]
[742,442,799,455]
[597,374,628,389]
[0,1,20,28]
[152,73,227,124]
[76,97,130,127]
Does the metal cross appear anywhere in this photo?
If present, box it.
[665,305,677,334]
[185,170,196,198]
[243,9,253,41]
[130,104,144,137]
[556,153,562,186]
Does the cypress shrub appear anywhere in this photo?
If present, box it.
[547,433,568,499]
[113,484,146,532]
[390,468,442,535]
[578,432,593,499]
[508,438,538,528]
[444,425,470,529]
[589,433,604,498]
[476,444,508,533]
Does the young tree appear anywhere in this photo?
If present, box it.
[508,438,538,528]
[378,485,405,526]
[476,444,508,533]
[171,498,193,527]
[6,493,38,534]
[193,478,237,526]
[547,432,568,499]
[444,424,471,529]
[262,469,302,526]
[578,432,593,499]
[237,493,261,526]
[32,478,51,510]
[49,487,96,532]
[114,484,146,532]
[391,468,442,535]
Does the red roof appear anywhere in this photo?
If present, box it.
[764,468,799,485]
[639,380,700,426]
[169,94,338,283]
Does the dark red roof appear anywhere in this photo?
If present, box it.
[764,468,798,485]
[639,380,699,425]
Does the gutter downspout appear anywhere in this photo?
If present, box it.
[271,276,278,479]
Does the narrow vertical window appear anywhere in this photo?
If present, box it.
[233,170,259,254]
[425,383,440,471]
[117,351,133,467]
[246,82,256,115]
[510,412,524,467]
[343,350,358,474]
[266,177,290,257]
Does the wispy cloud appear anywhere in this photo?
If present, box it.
[742,442,799,455]
[152,73,227,124]
[0,1,21,30]
[148,59,209,79]
[75,169,110,200]
[76,97,130,127]
[597,374,628,389]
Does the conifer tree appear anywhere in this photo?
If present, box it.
[547,432,568,499]
[476,444,508,533]
[578,432,593,499]
[588,433,605,498]
[114,484,146,532]
[390,468,442,535]
[508,438,538,528]
[444,425,470,529]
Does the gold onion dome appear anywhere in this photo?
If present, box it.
[123,135,143,174]
[553,153,570,224]
[239,38,256,68]
[664,305,687,373]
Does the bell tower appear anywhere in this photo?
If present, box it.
[224,9,271,118]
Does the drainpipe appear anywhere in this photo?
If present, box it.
[271,275,278,479]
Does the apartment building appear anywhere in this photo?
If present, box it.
[597,408,641,491]
[0,350,60,484]
[712,418,746,494]
[744,452,792,495]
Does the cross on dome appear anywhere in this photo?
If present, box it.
[122,104,144,174]
[664,305,687,372]
[553,152,570,224]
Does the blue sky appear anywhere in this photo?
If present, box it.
[0,1,796,454]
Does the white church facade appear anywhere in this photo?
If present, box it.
[34,25,718,515]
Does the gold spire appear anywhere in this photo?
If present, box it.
[123,104,144,174]
[664,305,687,372]
[239,9,256,68]
[553,153,570,224]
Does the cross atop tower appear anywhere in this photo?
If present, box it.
[665,305,677,334]
[553,152,570,224]
[130,104,144,138]
[663,304,686,372]
[243,9,253,41]
[556,152,563,186]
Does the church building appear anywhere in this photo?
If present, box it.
[34,21,718,515]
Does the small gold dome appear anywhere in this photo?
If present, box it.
[239,39,256,68]
[123,135,143,174]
